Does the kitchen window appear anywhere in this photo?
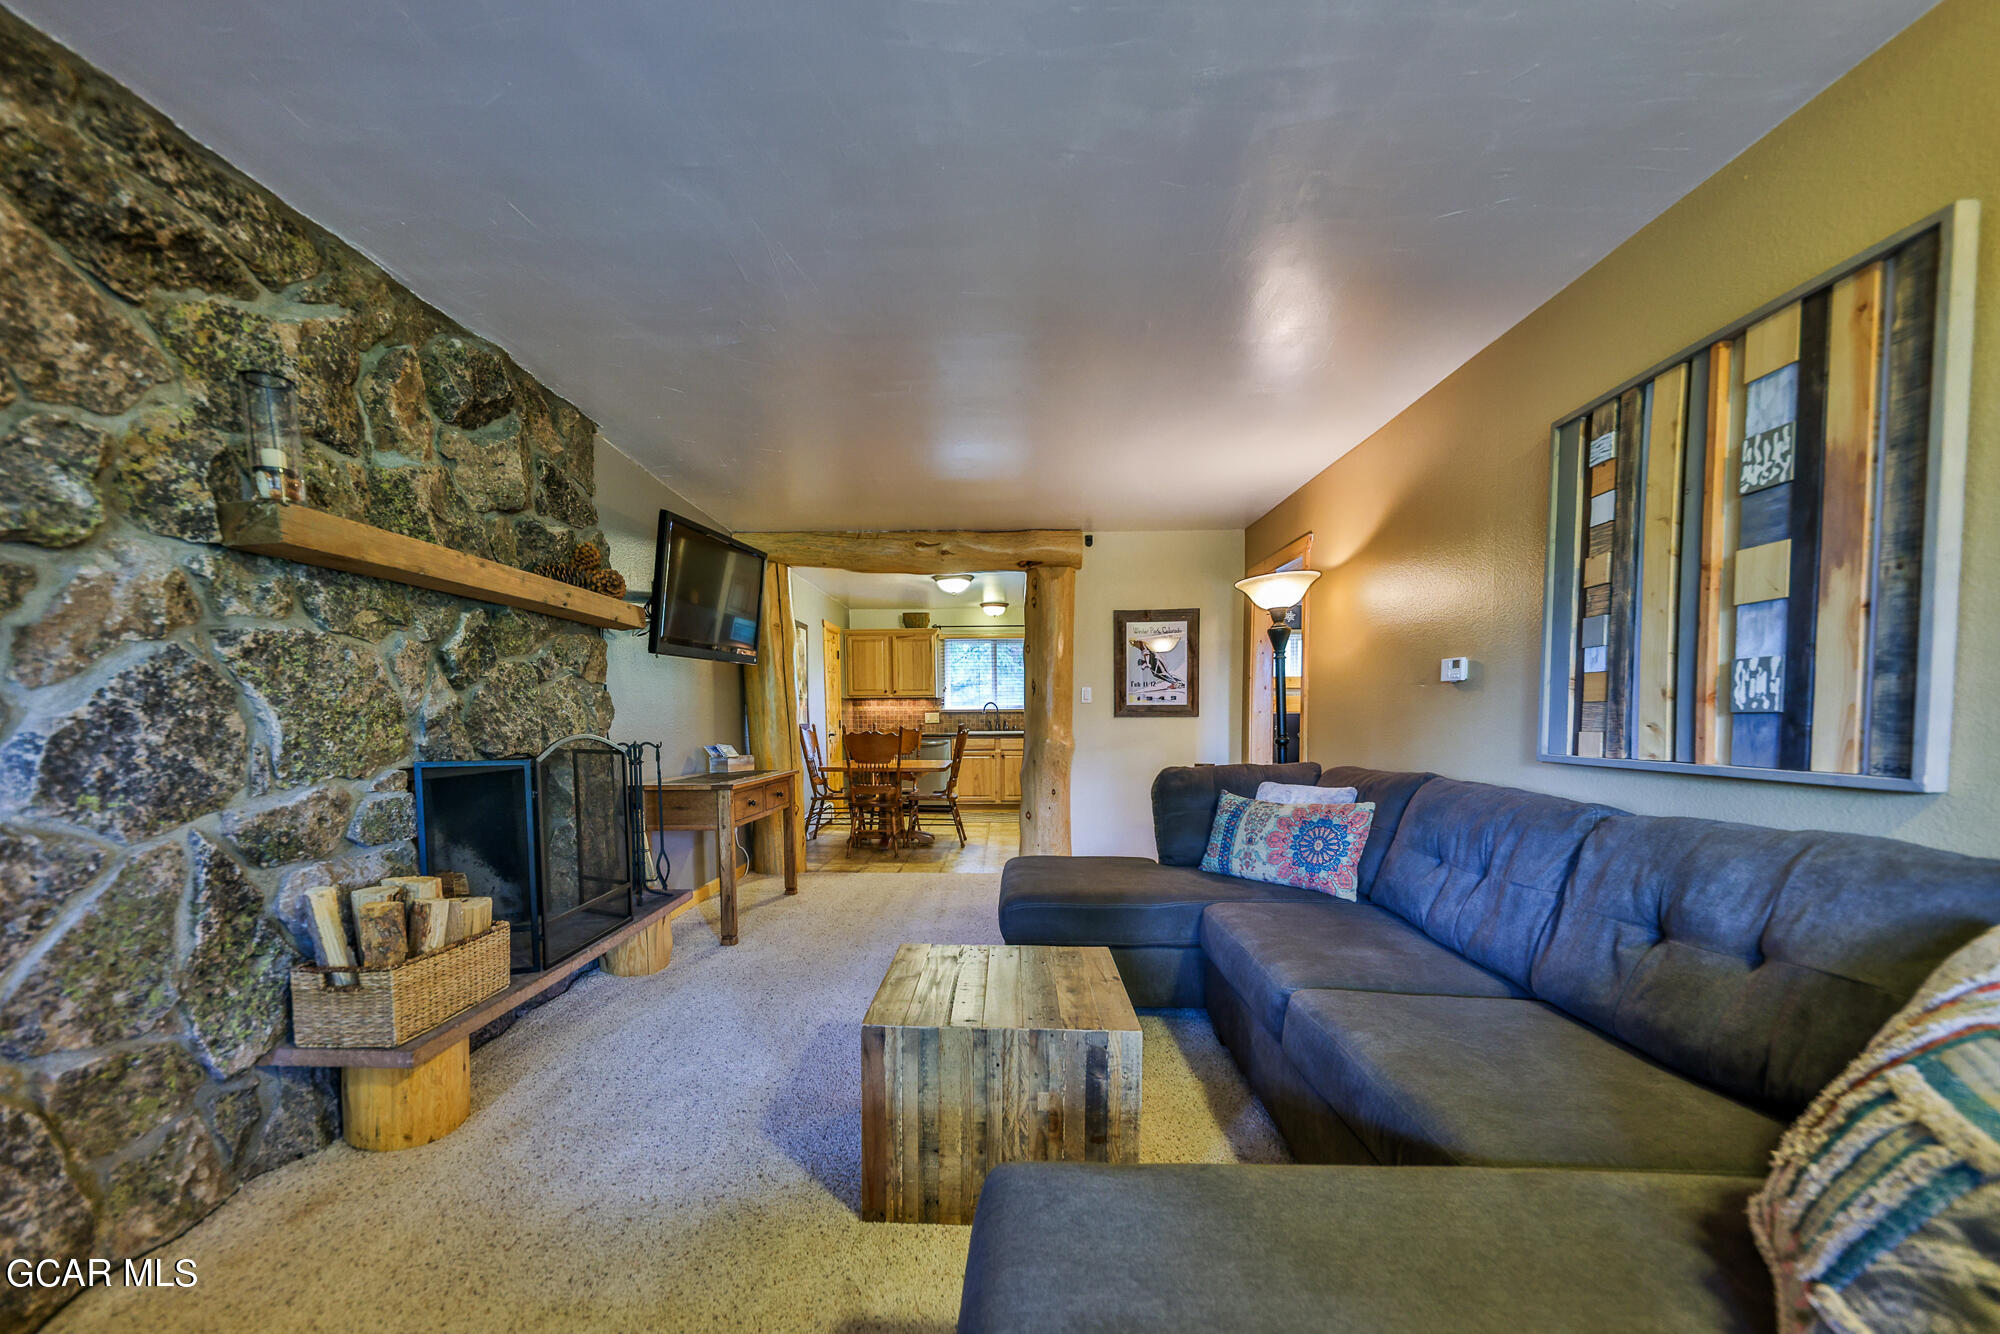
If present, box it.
[942,637,1025,711]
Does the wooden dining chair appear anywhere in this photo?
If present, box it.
[799,722,845,839]
[915,725,970,848]
[842,729,904,853]
[897,726,921,756]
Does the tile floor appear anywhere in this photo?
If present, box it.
[804,804,1020,873]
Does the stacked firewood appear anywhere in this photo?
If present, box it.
[301,872,494,975]
[531,540,627,598]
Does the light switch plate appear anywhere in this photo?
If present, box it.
[1080,685,1093,703]
[1440,656,1470,683]
[923,711,940,723]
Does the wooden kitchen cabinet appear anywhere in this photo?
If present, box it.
[999,737,1023,801]
[844,629,938,698]
[958,751,1001,801]
[845,631,893,696]
[890,631,938,697]
[955,734,1023,805]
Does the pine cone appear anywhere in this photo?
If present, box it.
[532,543,621,595]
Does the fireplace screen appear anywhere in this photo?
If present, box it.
[414,735,638,973]
[536,736,636,965]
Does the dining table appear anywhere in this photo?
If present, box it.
[838,756,953,846]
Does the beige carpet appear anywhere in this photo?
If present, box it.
[53,872,1288,1333]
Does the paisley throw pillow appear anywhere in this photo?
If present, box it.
[1200,791,1374,900]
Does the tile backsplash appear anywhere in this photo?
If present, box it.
[842,698,935,733]
[939,709,1026,731]
[836,701,1026,734]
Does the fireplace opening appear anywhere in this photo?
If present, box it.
[414,735,639,972]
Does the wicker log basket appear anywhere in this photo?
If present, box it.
[291,924,511,1048]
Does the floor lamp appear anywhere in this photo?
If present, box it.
[1234,569,1321,765]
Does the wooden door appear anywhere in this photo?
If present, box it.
[890,631,937,696]
[846,631,892,696]
[821,620,846,783]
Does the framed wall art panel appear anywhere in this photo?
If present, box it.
[1537,202,1976,792]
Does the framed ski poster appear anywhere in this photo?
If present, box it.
[1113,608,1200,717]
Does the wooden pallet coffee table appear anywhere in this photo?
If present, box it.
[861,943,1141,1224]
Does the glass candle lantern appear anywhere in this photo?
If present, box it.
[238,370,306,504]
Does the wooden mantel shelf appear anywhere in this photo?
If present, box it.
[217,501,645,631]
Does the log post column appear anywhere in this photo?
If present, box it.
[340,1039,471,1151]
[602,916,674,975]
[744,561,805,875]
[1020,563,1075,856]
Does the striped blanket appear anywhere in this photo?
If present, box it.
[1750,925,2000,1333]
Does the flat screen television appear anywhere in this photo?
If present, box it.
[647,510,766,663]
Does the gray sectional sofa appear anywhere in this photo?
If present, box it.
[961,762,2000,1333]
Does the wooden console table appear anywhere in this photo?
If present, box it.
[642,768,800,946]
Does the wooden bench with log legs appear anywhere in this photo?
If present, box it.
[263,832,763,1151]
[265,771,798,1151]
[265,888,687,1149]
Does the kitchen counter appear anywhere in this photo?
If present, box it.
[920,729,1023,805]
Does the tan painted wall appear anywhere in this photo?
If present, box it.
[786,570,852,755]
[1246,0,1999,856]
[597,445,748,889]
[1075,531,1245,856]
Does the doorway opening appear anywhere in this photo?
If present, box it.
[743,535,1078,874]
[794,567,1027,873]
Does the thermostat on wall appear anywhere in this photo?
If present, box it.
[1440,657,1470,683]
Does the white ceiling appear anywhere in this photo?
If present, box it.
[795,568,1026,613]
[18,1,1936,531]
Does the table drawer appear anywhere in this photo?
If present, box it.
[732,781,786,822]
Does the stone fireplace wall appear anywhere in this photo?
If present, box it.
[0,12,617,1325]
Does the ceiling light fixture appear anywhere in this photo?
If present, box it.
[1143,632,1183,655]
[981,600,1009,617]
[933,574,974,594]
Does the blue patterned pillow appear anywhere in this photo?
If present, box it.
[1200,791,1374,900]
[1750,924,2000,1333]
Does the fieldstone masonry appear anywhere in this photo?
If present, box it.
[0,12,617,1328]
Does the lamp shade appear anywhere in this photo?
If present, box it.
[933,574,974,594]
[1234,569,1321,610]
